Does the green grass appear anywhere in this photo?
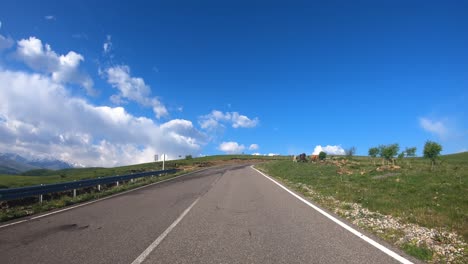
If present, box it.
[401,243,433,261]
[256,153,468,242]
[0,155,286,188]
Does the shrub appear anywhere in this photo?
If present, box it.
[318,151,327,161]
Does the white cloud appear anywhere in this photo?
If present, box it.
[231,112,259,128]
[249,144,259,151]
[419,117,448,138]
[103,35,112,54]
[106,65,168,118]
[44,15,56,20]
[268,153,280,156]
[199,110,259,130]
[0,34,14,51]
[0,69,206,167]
[218,141,245,154]
[312,145,345,155]
[16,36,95,95]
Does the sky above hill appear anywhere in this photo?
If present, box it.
[0,1,467,167]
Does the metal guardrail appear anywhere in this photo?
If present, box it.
[0,169,178,201]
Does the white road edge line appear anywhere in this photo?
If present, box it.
[131,197,200,264]
[251,166,413,264]
[0,168,210,229]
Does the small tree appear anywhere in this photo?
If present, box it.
[345,146,356,158]
[404,147,417,168]
[368,147,379,165]
[185,155,193,160]
[318,151,327,161]
[423,141,442,171]
[405,147,417,157]
[397,152,405,161]
[380,144,400,165]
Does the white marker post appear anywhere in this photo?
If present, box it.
[162,154,165,170]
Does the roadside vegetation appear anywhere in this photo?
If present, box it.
[0,155,285,222]
[256,148,467,263]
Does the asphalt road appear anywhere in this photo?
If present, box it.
[0,165,416,264]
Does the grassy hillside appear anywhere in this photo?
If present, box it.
[0,155,286,188]
[441,151,468,164]
[256,153,467,263]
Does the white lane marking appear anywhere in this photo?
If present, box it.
[0,169,210,229]
[0,219,27,228]
[131,197,200,264]
[251,166,413,264]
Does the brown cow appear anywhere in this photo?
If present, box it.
[311,155,319,162]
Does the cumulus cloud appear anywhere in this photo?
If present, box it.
[0,69,206,167]
[103,35,112,54]
[199,110,259,130]
[419,117,448,138]
[312,145,345,155]
[249,144,259,151]
[15,36,95,95]
[106,65,168,118]
[0,34,14,51]
[218,141,245,154]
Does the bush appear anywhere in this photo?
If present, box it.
[318,151,327,161]
[185,155,193,160]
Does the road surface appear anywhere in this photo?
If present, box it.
[0,165,416,264]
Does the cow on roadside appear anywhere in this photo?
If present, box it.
[311,155,319,162]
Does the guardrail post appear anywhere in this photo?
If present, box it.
[116,181,119,187]
[73,189,76,198]
[39,184,43,204]
[98,184,101,191]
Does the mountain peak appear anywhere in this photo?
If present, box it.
[0,153,75,174]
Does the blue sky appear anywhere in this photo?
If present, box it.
[0,1,467,166]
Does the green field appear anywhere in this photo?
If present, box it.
[256,152,468,263]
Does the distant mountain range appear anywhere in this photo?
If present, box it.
[0,153,74,175]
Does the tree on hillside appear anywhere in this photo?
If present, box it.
[397,152,405,160]
[404,147,417,168]
[345,146,356,158]
[380,144,400,165]
[318,151,327,161]
[423,141,442,171]
[405,147,417,157]
[368,147,379,165]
